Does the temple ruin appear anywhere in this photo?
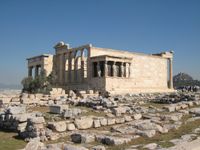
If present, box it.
[27,41,174,94]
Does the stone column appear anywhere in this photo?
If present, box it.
[35,66,39,78]
[81,49,84,82]
[112,62,116,77]
[57,54,62,84]
[74,58,77,82]
[128,63,131,77]
[59,54,65,85]
[80,60,84,82]
[73,55,77,82]
[71,53,75,83]
[81,48,84,61]
[123,63,126,77]
[28,67,33,77]
[169,58,173,89]
[63,53,67,85]
[38,66,42,76]
[97,62,101,77]
[104,61,108,77]
[68,53,71,83]
[62,54,66,85]
[125,63,129,78]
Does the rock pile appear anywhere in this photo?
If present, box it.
[0,105,28,130]
[1,89,200,150]
[153,92,200,104]
[0,88,69,107]
[177,86,200,92]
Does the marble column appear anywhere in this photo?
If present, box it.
[169,58,173,89]
[61,54,66,85]
[73,54,77,82]
[81,49,84,82]
[63,53,67,85]
[74,58,77,82]
[97,62,101,77]
[68,52,72,83]
[63,55,65,84]
[80,60,84,82]
[104,61,108,77]
[125,63,129,78]
[38,66,42,76]
[35,66,39,78]
[112,62,116,77]
[128,63,131,78]
[71,53,75,83]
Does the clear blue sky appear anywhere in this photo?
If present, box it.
[0,0,200,85]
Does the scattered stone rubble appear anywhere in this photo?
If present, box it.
[177,86,200,92]
[1,89,200,150]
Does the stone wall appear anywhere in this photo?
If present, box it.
[43,55,53,76]
[90,47,171,93]
[27,54,53,78]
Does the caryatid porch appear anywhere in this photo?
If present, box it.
[90,55,132,78]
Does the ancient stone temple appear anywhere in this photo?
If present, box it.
[27,41,174,94]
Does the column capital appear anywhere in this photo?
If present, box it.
[120,62,124,77]
[97,61,101,77]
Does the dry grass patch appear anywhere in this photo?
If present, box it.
[0,131,26,150]
[28,106,50,113]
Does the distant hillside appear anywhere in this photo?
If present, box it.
[0,83,22,89]
[173,73,200,87]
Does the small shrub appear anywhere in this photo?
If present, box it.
[21,70,53,94]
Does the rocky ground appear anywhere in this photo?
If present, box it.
[0,88,200,150]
